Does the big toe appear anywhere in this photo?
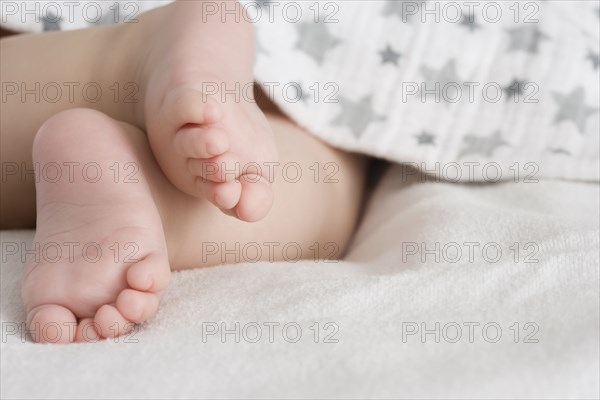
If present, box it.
[27,304,77,344]
[235,174,274,222]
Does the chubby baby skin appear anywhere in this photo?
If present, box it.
[0,1,367,343]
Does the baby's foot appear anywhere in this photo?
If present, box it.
[22,109,170,343]
[137,1,277,222]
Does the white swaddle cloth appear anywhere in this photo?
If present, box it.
[2,0,599,181]
[251,0,600,182]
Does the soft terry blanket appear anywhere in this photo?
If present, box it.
[1,165,599,399]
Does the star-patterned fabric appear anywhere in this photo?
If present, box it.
[3,0,599,181]
[250,0,599,181]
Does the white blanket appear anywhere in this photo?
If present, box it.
[2,165,599,399]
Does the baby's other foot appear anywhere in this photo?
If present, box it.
[147,85,277,223]
[22,109,170,343]
[138,2,277,222]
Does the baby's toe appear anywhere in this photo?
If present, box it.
[75,318,101,342]
[27,304,77,344]
[195,179,242,210]
[94,304,133,339]
[174,125,229,159]
[116,289,160,324]
[126,253,170,293]
[235,174,274,222]
[187,152,239,183]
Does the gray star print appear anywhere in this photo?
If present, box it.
[383,0,427,23]
[296,21,341,64]
[92,15,117,26]
[332,96,385,138]
[460,15,480,32]
[415,131,436,145]
[458,131,509,158]
[42,13,61,31]
[503,79,527,102]
[421,60,462,87]
[420,60,463,104]
[380,45,401,66]
[506,25,548,54]
[255,0,274,14]
[291,82,311,103]
[552,87,598,133]
[587,51,600,70]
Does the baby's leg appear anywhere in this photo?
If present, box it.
[1,3,367,343]
[2,1,279,225]
[1,24,134,228]
[2,0,276,226]
[23,107,366,343]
